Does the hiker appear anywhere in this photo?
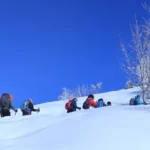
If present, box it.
[28,98,40,113]
[129,95,143,105]
[135,95,143,105]
[0,93,17,117]
[129,98,136,105]
[66,98,81,113]
[96,99,112,108]
[96,98,107,108]
[83,94,97,109]
[20,98,40,116]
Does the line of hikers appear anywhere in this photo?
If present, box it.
[65,94,145,113]
[0,93,40,117]
[129,95,144,105]
[65,94,112,113]
[0,93,144,117]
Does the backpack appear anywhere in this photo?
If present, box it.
[82,100,89,109]
[65,100,72,110]
[20,101,29,110]
[129,98,136,105]
[107,101,111,106]
[97,99,103,107]
[0,93,11,108]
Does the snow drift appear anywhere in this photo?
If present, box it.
[0,87,150,150]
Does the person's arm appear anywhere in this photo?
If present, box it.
[73,101,81,110]
[103,101,107,106]
[28,102,38,111]
[139,99,143,104]
[76,105,81,110]
[9,100,16,111]
[90,100,97,107]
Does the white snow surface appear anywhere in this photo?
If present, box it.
[0,87,150,150]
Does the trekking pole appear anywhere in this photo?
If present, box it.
[15,110,18,115]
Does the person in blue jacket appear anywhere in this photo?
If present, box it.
[135,95,143,105]
[96,98,106,108]
[67,98,81,113]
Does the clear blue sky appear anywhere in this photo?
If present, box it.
[0,0,148,107]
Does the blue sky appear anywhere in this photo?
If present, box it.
[0,0,148,107]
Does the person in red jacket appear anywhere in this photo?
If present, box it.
[83,94,97,109]
[87,94,97,107]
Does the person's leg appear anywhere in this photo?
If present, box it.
[22,110,30,116]
[67,108,75,113]
[1,109,10,117]
[7,110,10,116]
[1,109,4,117]
[67,109,72,113]
[85,107,89,110]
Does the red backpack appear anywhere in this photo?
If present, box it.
[65,100,72,110]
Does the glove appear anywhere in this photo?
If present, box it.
[15,109,18,113]
[79,107,81,110]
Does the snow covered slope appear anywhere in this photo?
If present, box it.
[0,87,150,150]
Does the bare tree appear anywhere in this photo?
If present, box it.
[121,3,150,103]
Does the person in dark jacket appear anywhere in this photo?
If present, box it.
[21,98,40,116]
[28,98,40,114]
[67,98,81,113]
[0,94,17,117]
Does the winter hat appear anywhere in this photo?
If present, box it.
[28,98,33,102]
[88,94,94,99]
[72,98,78,101]
[98,98,103,101]
[9,94,13,99]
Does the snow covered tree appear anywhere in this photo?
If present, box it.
[81,84,89,96]
[90,82,102,94]
[121,3,150,103]
[58,82,102,101]
[58,88,74,101]
[143,2,150,14]
[125,80,134,89]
